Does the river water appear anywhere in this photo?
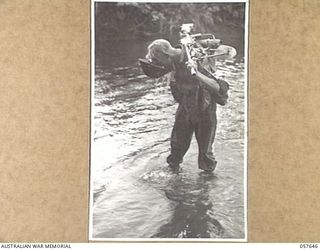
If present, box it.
[91,40,246,239]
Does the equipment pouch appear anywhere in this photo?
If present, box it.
[214,78,229,105]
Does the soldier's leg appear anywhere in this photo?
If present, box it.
[194,106,217,172]
[167,105,194,168]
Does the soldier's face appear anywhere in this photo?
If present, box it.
[155,53,172,67]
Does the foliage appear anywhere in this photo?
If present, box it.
[95,3,245,53]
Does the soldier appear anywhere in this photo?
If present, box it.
[146,39,233,172]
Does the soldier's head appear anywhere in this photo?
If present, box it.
[146,39,176,67]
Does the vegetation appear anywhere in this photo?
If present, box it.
[95,3,245,55]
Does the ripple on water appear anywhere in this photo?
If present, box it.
[92,58,245,239]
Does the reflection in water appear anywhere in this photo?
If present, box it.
[91,42,245,239]
[153,174,222,238]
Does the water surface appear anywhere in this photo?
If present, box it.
[91,41,246,239]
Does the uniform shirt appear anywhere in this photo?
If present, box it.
[170,46,229,112]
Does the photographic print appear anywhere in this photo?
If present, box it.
[90,0,248,240]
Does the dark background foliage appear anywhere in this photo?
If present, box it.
[95,2,246,56]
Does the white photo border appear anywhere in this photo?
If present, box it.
[89,0,249,242]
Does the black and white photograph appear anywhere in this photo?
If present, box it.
[90,0,248,240]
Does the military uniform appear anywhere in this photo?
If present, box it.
[167,47,229,172]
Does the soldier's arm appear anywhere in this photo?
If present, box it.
[195,70,229,105]
[187,61,220,94]
[193,71,220,95]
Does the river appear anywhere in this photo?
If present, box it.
[90,40,246,239]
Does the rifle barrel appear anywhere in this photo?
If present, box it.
[196,53,228,60]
